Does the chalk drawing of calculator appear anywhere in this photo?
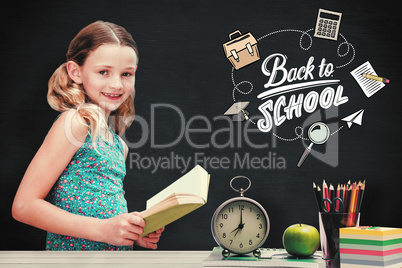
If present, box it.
[314,8,342,41]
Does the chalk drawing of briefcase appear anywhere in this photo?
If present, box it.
[223,30,260,70]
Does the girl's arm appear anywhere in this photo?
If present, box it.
[12,110,145,246]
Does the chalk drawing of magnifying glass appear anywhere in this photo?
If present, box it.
[297,122,330,167]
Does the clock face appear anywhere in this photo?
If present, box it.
[212,198,269,254]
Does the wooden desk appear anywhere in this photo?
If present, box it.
[0,251,211,268]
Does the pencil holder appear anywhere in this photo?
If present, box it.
[318,212,360,268]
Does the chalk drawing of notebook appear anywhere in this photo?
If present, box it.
[350,61,385,98]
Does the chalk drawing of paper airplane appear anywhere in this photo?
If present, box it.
[341,109,364,128]
[350,61,385,98]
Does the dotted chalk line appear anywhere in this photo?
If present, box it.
[273,125,344,142]
[273,126,310,142]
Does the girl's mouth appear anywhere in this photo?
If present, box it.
[102,92,122,100]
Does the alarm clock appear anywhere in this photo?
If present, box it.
[211,176,270,257]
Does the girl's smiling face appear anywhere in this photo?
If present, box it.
[76,44,138,116]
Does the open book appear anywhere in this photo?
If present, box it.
[139,165,210,236]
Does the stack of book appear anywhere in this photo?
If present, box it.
[339,227,402,267]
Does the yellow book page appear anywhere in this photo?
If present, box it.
[140,203,204,237]
[146,165,209,209]
[141,193,203,217]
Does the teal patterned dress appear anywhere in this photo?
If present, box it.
[45,124,133,251]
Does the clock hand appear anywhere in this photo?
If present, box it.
[231,209,244,234]
[231,209,246,236]
[230,222,246,237]
[234,222,246,237]
[239,208,245,230]
[234,229,240,237]
[230,226,240,234]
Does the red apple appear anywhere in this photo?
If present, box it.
[282,223,320,257]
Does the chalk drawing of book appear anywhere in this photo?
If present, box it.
[350,61,385,98]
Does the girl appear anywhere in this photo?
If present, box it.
[12,21,163,250]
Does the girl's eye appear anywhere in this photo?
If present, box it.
[99,70,108,75]
[122,72,133,77]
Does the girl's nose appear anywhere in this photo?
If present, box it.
[109,75,123,90]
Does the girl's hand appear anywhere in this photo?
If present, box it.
[98,212,145,246]
[135,226,165,249]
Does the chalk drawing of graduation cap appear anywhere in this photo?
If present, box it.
[223,101,250,121]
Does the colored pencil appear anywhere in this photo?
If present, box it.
[329,184,334,200]
[340,184,344,204]
[347,183,358,226]
[336,184,341,211]
[323,180,330,211]
[358,181,365,212]
[355,182,362,214]
[344,184,351,213]
[313,180,365,216]
[313,182,323,211]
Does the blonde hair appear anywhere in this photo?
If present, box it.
[47,21,137,144]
